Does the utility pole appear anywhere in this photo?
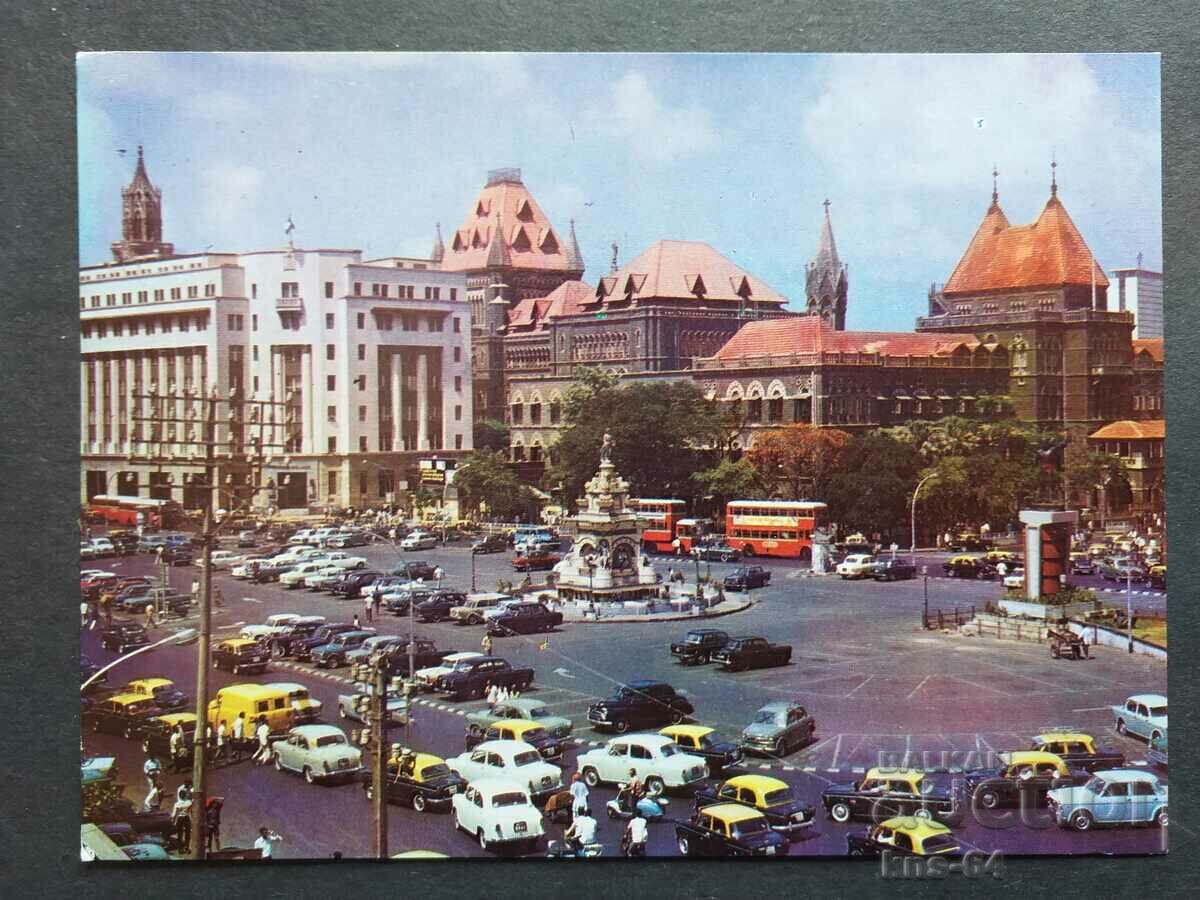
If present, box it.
[130,382,288,859]
[352,653,394,859]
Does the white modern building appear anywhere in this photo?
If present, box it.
[80,149,472,513]
[1109,262,1163,339]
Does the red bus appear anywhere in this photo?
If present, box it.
[633,499,687,554]
[88,495,185,529]
[725,500,828,559]
[674,518,713,554]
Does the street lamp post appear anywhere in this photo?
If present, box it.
[921,566,929,630]
[1126,568,1134,653]
[911,473,939,566]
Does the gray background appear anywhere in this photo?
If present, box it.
[0,1,1195,896]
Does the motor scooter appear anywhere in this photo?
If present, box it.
[605,786,668,821]
[546,839,603,858]
[620,831,647,857]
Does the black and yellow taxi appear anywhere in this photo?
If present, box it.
[963,750,1089,810]
[675,803,790,857]
[1149,563,1166,590]
[465,718,566,760]
[139,711,198,760]
[364,750,466,812]
[659,724,743,772]
[847,816,961,857]
[942,555,995,579]
[211,637,270,675]
[694,774,815,832]
[1029,732,1125,773]
[822,767,963,824]
[85,691,165,739]
[122,677,189,711]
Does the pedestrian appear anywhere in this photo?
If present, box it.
[232,711,246,761]
[213,585,224,609]
[168,723,186,773]
[191,579,200,605]
[142,758,162,812]
[145,602,158,631]
[81,600,90,629]
[996,561,1008,579]
[486,683,498,706]
[205,798,223,852]
[569,772,589,819]
[172,781,193,850]
[215,719,228,763]
[100,592,114,628]
[252,717,271,765]
[363,593,374,625]
[352,613,361,630]
[372,592,382,622]
[481,633,493,657]
[498,685,509,704]
[254,826,283,860]
[434,566,445,587]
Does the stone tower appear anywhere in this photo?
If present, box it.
[805,200,847,330]
[111,146,174,263]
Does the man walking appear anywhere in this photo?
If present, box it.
[232,711,246,762]
[252,716,271,765]
[168,723,186,773]
[215,719,228,764]
[569,772,589,820]
[171,781,193,850]
[254,826,283,860]
[481,633,493,657]
[363,593,374,625]
[205,798,223,853]
[372,590,382,622]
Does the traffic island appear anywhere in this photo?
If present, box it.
[555,592,755,624]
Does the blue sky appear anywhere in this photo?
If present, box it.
[78,53,1161,331]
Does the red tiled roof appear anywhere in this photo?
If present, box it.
[713,315,981,360]
[506,280,595,329]
[596,240,787,306]
[1133,338,1164,363]
[1088,420,1165,441]
[944,194,1109,296]
[442,175,580,273]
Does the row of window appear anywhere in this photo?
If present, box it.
[1133,395,1163,411]
[329,404,463,424]
[82,313,210,338]
[729,528,813,541]
[244,371,464,396]
[509,401,561,425]
[82,283,217,308]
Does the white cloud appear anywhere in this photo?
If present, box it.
[586,71,719,165]
[197,162,263,244]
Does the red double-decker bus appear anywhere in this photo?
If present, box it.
[725,500,828,559]
[633,498,687,554]
[88,495,185,529]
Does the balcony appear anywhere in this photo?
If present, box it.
[276,296,303,311]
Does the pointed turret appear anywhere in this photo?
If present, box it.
[430,222,445,263]
[805,199,848,330]
[486,214,512,268]
[564,218,585,274]
[111,144,174,263]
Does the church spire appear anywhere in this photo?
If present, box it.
[805,199,847,330]
[430,222,445,263]
[564,218,585,273]
[111,144,174,263]
[992,164,999,205]
[1050,152,1058,198]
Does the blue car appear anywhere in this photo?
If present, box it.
[1046,769,1167,831]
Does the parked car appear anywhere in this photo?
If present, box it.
[310,630,377,668]
[400,531,438,551]
[108,531,142,555]
[846,817,961,857]
[139,711,198,761]
[435,657,534,701]
[1148,734,1168,769]
[332,570,384,597]
[694,541,741,562]
[1028,732,1125,773]
[211,638,270,675]
[837,554,877,579]
[241,614,316,642]
[675,803,789,857]
[382,589,433,617]
[947,534,990,552]
[265,618,336,658]
[160,545,194,565]
[1070,554,1096,575]
[138,535,167,554]
[1046,769,1167,831]
[466,719,567,760]
[85,692,164,739]
[670,629,730,665]
[739,701,814,757]
[380,638,454,676]
[712,636,792,672]
[486,602,563,636]
[660,724,743,773]
[270,724,363,784]
[1148,564,1166,590]
[390,560,438,581]
[280,561,330,589]
[465,697,572,742]
[337,686,411,725]
[874,558,917,581]
[121,677,188,711]
[450,593,512,626]
[576,733,709,794]
[587,680,694,734]
[695,774,815,834]
[415,651,484,691]
[1112,693,1167,743]
[822,767,963,824]
[82,795,174,843]
[89,537,116,557]
[446,739,563,806]
[1100,560,1147,582]
[327,531,369,548]
[80,541,100,560]
[942,555,995,579]
[101,622,151,654]
[364,750,466,812]
[450,777,544,853]
[343,634,404,667]
[723,566,771,591]
[511,551,561,572]
[472,533,509,554]
[1003,566,1026,590]
[962,750,1089,810]
[416,591,469,623]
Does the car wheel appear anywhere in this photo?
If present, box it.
[1155,808,1167,827]
[413,793,427,813]
[468,615,481,626]
[273,753,283,772]
[830,802,851,823]
[721,553,732,562]
[1071,810,1094,832]
[614,720,630,734]
[849,845,866,857]
[645,776,665,796]
[582,767,601,788]
[1116,719,1127,735]
[979,790,1000,810]
[677,835,691,856]
[303,766,315,785]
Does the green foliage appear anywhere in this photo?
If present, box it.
[823,431,924,541]
[746,424,852,500]
[472,419,511,453]
[1042,584,1099,606]
[691,458,768,517]
[454,450,540,521]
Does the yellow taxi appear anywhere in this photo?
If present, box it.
[942,554,992,579]
[984,550,1021,565]
[676,802,789,856]
[694,773,815,831]
[847,816,960,857]
[963,750,1086,809]
[140,711,198,760]
[473,718,566,759]
[122,677,189,711]
[85,691,163,739]
[659,724,743,771]
[822,767,962,823]
[1029,732,1125,773]
[1149,563,1166,589]
[369,750,467,811]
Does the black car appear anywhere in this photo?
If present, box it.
[435,657,535,701]
[212,639,270,674]
[486,602,563,636]
[108,532,142,556]
[85,695,165,739]
[822,770,964,824]
[381,638,452,676]
[942,557,995,579]
[327,531,369,548]
[711,636,792,672]
[670,629,730,665]
[846,821,961,857]
[874,558,917,581]
[415,591,467,623]
[472,533,508,554]
[694,777,816,831]
[363,755,467,812]
[962,756,1090,810]
[139,715,199,761]
[271,622,354,660]
[384,589,433,616]
[587,680,694,733]
[101,623,152,654]
[333,569,384,597]
[291,623,362,662]
[466,721,568,759]
[695,541,741,562]
[160,545,194,565]
[120,590,191,617]
[675,807,789,857]
[948,536,991,552]
[723,566,771,590]
[391,561,437,581]
[122,678,189,711]
[83,796,175,843]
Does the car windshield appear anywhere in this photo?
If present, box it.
[659,743,680,757]
[315,734,345,748]
[492,792,527,808]
[513,751,542,766]
[685,634,707,644]
[419,763,450,780]
[763,788,794,807]
[452,661,475,672]
[525,707,547,718]
[731,818,768,837]
[1084,776,1105,794]
[753,711,779,725]
[128,700,156,714]
[1148,705,1167,717]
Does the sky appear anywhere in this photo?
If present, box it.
[78,53,1161,331]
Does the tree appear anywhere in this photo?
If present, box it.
[454,450,539,521]
[823,431,924,542]
[691,458,768,518]
[746,424,851,500]
[472,419,510,453]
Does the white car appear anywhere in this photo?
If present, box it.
[280,561,329,589]
[451,777,545,853]
[1003,567,1026,590]
[270,724,363,784]
[445,739,563,804]
[575,733,709,795]
[400,531,438,551]
[89,537,116,556]
[288,529,317,546]
[837,554,877,579]
[209,550,242,569]
[304,566,345,590]
[80,542,99,560]
[414,651,484,690]
[241,614,306,641]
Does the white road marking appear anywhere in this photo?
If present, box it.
[241,597,262,603]
[758,764,772,770]
[841,675,875,700]
[829,734,844,769]
[802,767,816,773]
[851,766,865,774]
[1132,760,1148,766]
[904,675,932,700]
[782,766,795,772]
[1071,706,1114,713]
[825,768,840,773]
